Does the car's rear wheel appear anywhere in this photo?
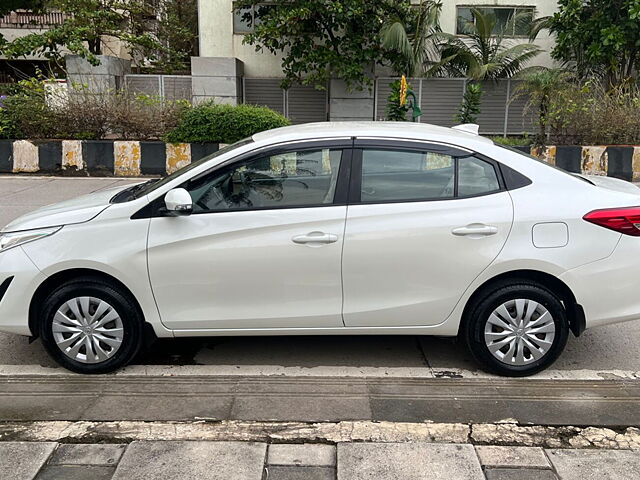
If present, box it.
[39,277,143,374]
[462,281,569,377]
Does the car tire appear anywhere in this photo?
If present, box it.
[462,281,569,377]
[39,277,143,374]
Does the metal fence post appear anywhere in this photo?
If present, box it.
[503,79,511,137]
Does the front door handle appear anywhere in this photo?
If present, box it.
[292,231,338,246]
[452,224,498,237]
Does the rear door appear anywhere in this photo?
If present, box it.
[342,140,514,327]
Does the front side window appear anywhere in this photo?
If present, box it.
[456,6,534,36]
[359,148,501,203]
[186,148,343,213]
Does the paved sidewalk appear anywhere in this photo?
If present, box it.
[1,441,639,480]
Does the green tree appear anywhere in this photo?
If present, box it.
[236,0,416,90]
[455,83,482,124]
[143,0,199,73]
[440,8,541,81]
[2,0,166,69]
[511,67,573,144]
[548,0,640,86]
[380,0,444,77]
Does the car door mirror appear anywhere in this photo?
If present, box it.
[164,188,193,216]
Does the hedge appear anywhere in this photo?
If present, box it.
[165,102,290,144]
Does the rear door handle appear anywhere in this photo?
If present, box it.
[452,224,498,237]
[292,231,338,246]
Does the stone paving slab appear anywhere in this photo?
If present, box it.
[35,465,116,480]
[484,468,558,480]
[265,465,335,480]
[268,444,336,466]
[111,441,267,480]
[49,444,126,466]
[547,449,640,480]
[475,446,551,468]
[0,442,56,480]
[337,443,484,480]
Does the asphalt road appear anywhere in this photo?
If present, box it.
[1,175,640,372]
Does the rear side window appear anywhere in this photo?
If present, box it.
[458,156,500,197]
[359,148,501,203]
[361,149,455,202]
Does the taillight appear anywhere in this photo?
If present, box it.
[583,207,640,236]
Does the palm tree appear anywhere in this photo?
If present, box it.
[439,8,542,81]
[511,67,573,143]
[380,0,444,77]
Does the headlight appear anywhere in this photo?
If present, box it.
[0,227,62,253]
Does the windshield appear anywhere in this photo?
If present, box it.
[111,137,254,203]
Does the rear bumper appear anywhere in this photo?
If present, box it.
[561,235,640,329]
[0,246,46,336]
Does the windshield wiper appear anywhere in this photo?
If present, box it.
[111,178,160,203]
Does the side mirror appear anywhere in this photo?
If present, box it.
[163,188,193,216]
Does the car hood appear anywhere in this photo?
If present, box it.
[577,174,640,195]
[1,184,132,233]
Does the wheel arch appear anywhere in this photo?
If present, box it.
[28,268,153,341]
[461,269,586,338]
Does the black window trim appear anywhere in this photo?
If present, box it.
[134,138,355,219]
[132,137,532,219]
[349,139,508,206]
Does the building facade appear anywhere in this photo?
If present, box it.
[195,0,559,130]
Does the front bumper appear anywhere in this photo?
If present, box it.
[0,246,47,336]
[561,235,640,329]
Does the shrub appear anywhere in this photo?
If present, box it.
[455,83,482,124]
[165,102,290,144]
[547,82,640,145]
[489,135,532,147]
[0,77,189,140]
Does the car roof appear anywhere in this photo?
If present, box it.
[252,121,494,149]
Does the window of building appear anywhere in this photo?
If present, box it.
[233,4,276,34]
[456,6,534,37]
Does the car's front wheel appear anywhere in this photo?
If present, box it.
[39,277,143,374]
[462,281,569,377]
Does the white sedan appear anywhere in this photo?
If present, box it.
[1,122,639,376]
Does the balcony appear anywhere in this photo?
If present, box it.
[0,10,67,29]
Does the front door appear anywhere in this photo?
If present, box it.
[147,143,350,330]
[342,142,514,327]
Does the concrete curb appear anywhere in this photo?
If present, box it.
[0,139,219,176]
